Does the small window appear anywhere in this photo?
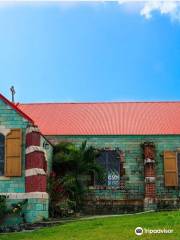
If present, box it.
[0,134,5,176]
[95,150,120,187]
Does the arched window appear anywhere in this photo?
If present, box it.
[0,134,5,176]
[95,150,120,187]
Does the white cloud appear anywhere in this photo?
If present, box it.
[119,1,180,22]
[1,0,180,22]
[140,1,180,21]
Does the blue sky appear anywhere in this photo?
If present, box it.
[0,2,180,103]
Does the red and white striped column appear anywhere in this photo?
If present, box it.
[25,125,47,193]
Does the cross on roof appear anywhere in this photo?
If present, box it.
[10,86,16,103]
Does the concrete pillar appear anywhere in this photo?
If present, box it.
[143,142,157,211]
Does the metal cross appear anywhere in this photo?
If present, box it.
[10,86,16,103]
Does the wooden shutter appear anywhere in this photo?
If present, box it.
[164,151,178,187]
[5,129,22,177]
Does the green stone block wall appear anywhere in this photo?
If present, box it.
[25,198,49,223]
[2,198,49,226]
[0,98,28,193]
[0,98,50,224]
[48,135,180,203]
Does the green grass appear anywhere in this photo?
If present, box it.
[0,211,180,240]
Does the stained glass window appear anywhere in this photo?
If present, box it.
[95,150,120,187]
[0,134,5,176]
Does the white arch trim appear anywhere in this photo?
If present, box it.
[0,126,10,136]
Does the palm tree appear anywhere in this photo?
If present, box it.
[51,141,103,212]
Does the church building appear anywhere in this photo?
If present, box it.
[1,92,180,223]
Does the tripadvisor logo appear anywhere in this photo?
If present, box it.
[135,227,143,236]
[135,227,174,236]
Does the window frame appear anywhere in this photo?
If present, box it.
[94,149,121,189]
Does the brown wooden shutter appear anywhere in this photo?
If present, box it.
[5,129,22,177]
[164,151,178,187]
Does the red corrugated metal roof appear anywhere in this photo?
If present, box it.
[18,102,180,136]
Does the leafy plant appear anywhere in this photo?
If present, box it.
[48,172,68,217]
[0,196,28,224]
[9,199,28,223]
[0,195,7,221]
[49,141,103,215]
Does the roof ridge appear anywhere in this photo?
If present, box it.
[19,100,180,105]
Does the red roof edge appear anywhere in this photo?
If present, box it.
[0,93,34,124]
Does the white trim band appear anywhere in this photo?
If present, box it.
[25,168,46,177]
[26,146,45,155]
[26,145,47,162]
[144,158,155,164]
[145,177,156,183]
[26,126,40,134]
[0,192,49,199]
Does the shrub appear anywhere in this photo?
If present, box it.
[0,195,7,221]
[48,141,103,217]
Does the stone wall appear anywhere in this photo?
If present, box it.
[0,98,53,224]
[0,98,28,193]
[47,134,180,213]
